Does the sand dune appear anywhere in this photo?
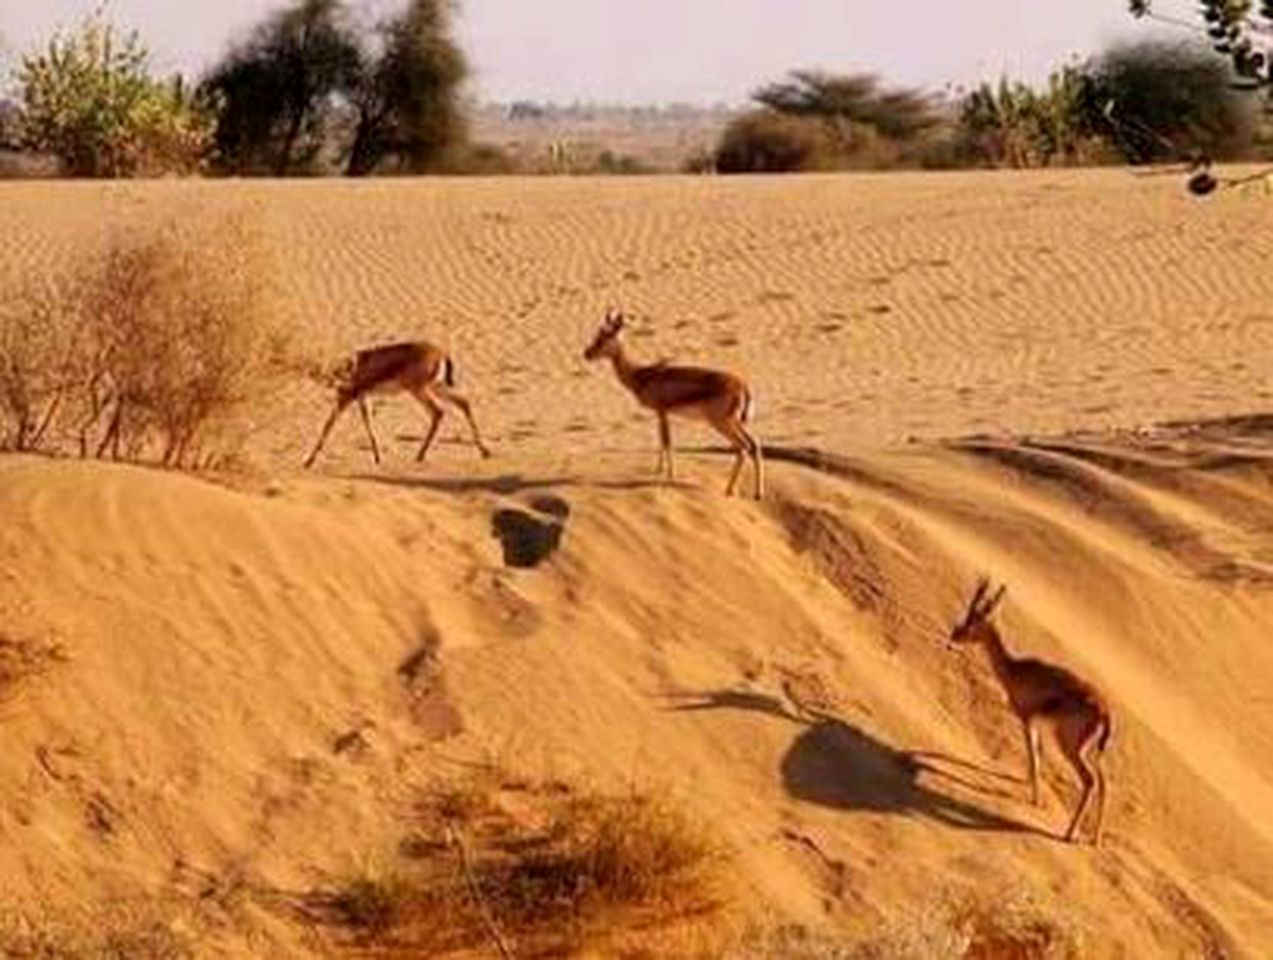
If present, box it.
[4,424,1273,955]
[3,172,1273,956]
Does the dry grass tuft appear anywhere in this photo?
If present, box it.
[312,774,727,957]
[328,867,411,937]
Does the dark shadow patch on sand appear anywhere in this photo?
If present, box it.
[491,497,571,569]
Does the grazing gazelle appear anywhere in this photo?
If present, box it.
[949,579,1112,845]
[583,310,764,498]
[304,340,491,469]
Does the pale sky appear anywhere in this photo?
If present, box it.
[0,1,1185,104]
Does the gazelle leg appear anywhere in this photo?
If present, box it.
[304,398,351,469]
[717,419,752,497]
[658,412,674,480]
[1023,718,1042,806]
[434,385,491,458]
[1061,715,1101,844]
[411,389,445,463]
[738,422,764,499]
[357,397,381,465]
[1092,754,1108,846]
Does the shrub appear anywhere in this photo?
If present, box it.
[81,217,293,467]
[313,776,725,956]
[0,276,86,452]
[0,215,292,468]
[715,110,841,173]
[15,13,213,177]
[956,65,1108,169]
[1091,40,1254,163]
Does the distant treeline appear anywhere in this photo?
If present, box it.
[1,1,1269,178]
[707,40,1266,175]
[1,0,471,177]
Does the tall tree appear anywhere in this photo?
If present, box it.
[345,0,468,176]
[203,0,359,175]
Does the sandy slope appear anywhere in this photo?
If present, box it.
[4,424,1273,955]
[4,172,1273,956]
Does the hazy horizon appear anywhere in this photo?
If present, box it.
[1,1,1185,105]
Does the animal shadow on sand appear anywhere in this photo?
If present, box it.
[491,495,571,568]
[667,689,1042,837]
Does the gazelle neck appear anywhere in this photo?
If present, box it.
[979,623,1017,684]
[607,340,640,393]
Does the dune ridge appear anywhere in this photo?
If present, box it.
[3,417,1273,955]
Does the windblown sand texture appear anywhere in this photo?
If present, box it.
[3,171,1273,956]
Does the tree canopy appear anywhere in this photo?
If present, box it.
[201,0,360,175]
[15,13,212,176]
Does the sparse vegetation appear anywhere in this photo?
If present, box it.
[13,12,213,177]
[311,774,726,956]
[0,215,294,468]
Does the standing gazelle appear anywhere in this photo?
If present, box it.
[583,310,764,498]
[949,579,1112,845]
[304,340,491,469]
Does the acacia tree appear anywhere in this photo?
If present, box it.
[716,70,939,173]
[345,0,468,175]
[15,13,212,176]
[203,0,359,175]
[753,70,938,142]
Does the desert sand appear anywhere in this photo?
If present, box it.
[3,170,1273,957]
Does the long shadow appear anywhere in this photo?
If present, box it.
[663,689,806,723]
[338,472,676,495]
[666,688,1047,839]
[782,719,1044,836]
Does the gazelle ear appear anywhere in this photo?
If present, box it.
[984,584,1007,615]
[967,577,990,618]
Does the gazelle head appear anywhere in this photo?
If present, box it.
[950,577,1007,646]
[583,309,626,361]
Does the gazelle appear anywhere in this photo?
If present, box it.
[949,579,1112,845]
[583,310,764,498]
[304,340,491,469]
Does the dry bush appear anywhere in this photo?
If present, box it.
[715,110,842,173]
[0,214,293,468]
[313,775,726,957]
[0,276,86,452]
[83,216,293,467]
